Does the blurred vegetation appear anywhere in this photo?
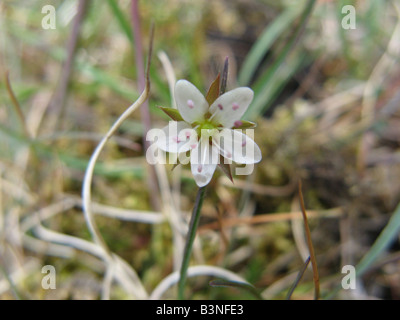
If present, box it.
[1,0,400,300]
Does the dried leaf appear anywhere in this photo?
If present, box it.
[218,155,233,183]
[220,57,229,95]
[206,73,221,106]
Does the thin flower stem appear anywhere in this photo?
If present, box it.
[178,186,207,300]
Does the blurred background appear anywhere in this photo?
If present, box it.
[1,0,400,300]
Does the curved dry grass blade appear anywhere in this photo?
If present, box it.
[81,24,154,298]
[33,225,147,298]
[209,279,263,300]
[82,24,153,252]
[150,265,250,300]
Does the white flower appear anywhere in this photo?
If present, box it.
[156,79,262,187]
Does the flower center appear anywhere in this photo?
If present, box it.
[196,120,218,138]
[201,122,216,130]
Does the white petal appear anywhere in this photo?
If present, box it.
[209,87,254,128]
[190,137,218,187]
[213,128,262,164]
[175,80,209,124]
[155,121,193,153]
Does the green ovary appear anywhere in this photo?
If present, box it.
[197,120,218,138]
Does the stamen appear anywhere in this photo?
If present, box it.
[232,103,239,111]
[187,99,194,109]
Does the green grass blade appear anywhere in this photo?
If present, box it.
[244,0,317,120]
[8,24,139,102]
[356,201,400,276]
[238,7,299,86]
[105,0,172,109]
[79,63,138,101]
[245,50,307,120]
[0,123,144,178]
[325,201,400,299]
[106,0,134,43]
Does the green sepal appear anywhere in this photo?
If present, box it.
[232,120,257,129]
[159,106,184,121]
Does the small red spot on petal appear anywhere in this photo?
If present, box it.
[187,99,194,109]
[185,131,191,139]
[232,103,239,111]
[191,144,197,149]
[218,104,223,110]
[241,140,247,147]
[197,165,203,173]
[173,136,181,143]
[234,120,243,127]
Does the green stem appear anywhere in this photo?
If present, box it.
[178,186,207,300]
